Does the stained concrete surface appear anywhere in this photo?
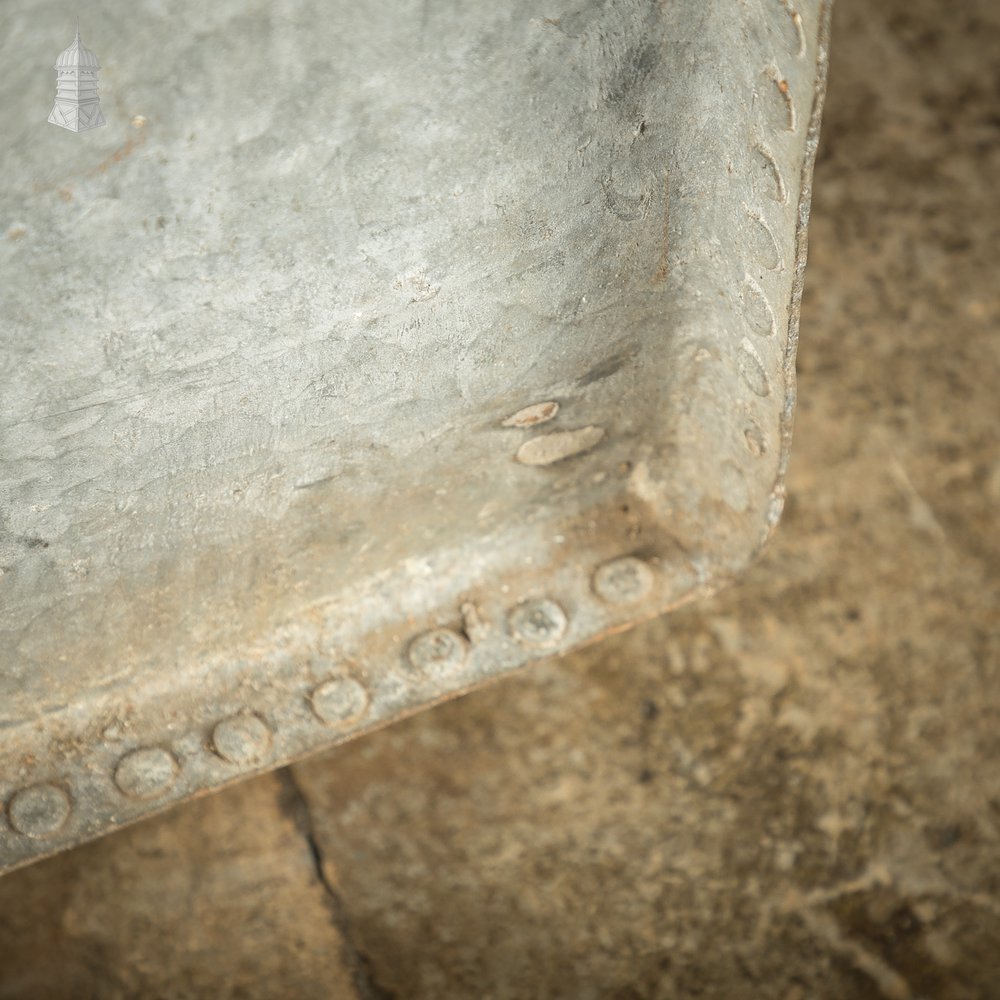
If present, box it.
[1,0,999,997]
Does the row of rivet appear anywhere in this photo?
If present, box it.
[2,556,654,844]
[736,3,807,461]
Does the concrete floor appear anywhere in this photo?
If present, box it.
[2,0,999,997]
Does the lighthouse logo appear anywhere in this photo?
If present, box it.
[48,24,106,132]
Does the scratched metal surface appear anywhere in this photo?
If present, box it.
[0,0,831,873]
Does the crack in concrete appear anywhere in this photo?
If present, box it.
[277,768,397,1000]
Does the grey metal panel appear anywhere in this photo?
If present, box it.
[1,0,832,873]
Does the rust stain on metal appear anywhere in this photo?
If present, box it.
[766,66,797,132]
[502,401,560,428]
[87,130,148,177]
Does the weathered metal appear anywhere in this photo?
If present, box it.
[1,0,832,874]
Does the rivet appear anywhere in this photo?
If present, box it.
[114,747,179,799]
[407,628,470,676]
[751,143,788,206]
[738,338,772,398]
[592,557,654,604]
[515,426,605,466]
[744,423,767,457]
[211,713,272,765]
[7,784,71,839]
[508,598,568,648]
[311,677,370,727]
[747,213,782,271]
[764,65,797,131]
[720,461,751,513]
[776,0,808,59]
[741,275,778,337]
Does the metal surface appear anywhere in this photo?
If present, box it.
[0,0,832,874]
